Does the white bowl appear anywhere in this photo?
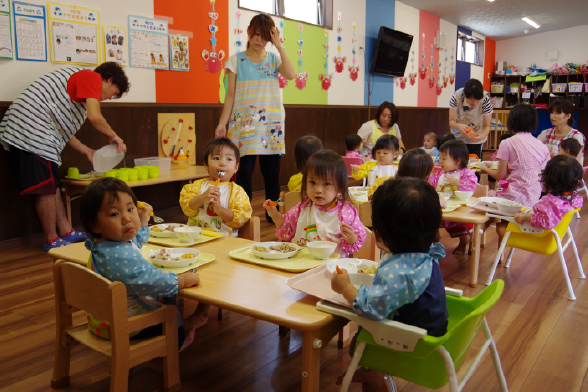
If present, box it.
[349,187,369,202]
[306,241,337,260]
[326,259,360,274]
[496,199,523,214]
[349,273,374,289]
[454,191,474,201]
[148,248,200,269]
[175,226,202,243]
[149,223,188,238]
[251,242,300,260]
[438,192,452,202]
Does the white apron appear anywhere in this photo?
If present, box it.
[368,164,397,186]
[435,171,461,193]
[187,181,235,237]
[292,203,343,255]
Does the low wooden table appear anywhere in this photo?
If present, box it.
[61,166,208,223]
[48,237,348,392]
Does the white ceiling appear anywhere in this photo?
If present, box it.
[399,0,588,41]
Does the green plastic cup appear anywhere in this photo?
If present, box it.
[117,171,129,181]
[137,167,148,180]
[148,166,160,178]
[67,167,79,179]
[103,170,117,177]
[128,168,139,181]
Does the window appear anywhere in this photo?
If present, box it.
[457,32,484,67]
[239,0,332,28]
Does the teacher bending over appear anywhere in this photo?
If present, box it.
[448,78,493,159]
[357,101,405,161]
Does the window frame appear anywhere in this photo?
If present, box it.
[456,32,484,67]
[238,0,333,29]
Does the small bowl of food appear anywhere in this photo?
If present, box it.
[496,199,523,215]
[349,187,369,203]
[454,190,474,201]
[326,259,360,274]
[348,273,374,289]
[251,242,300,260]
[148,248,200,269]
[174,226,201,243]
[306,241,337,260]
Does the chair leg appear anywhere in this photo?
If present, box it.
[504,248,515,268]
[340,341,366,392]
[337,324,351,348]
[576,211,581,219]
[568,228,586,279]
[217,307,230,320]
[51,339,72,388]
[436,346,459,392]
[482,319,509,392]
[554,232,576,300]
[486,232,510,285]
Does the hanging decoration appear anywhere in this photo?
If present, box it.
[449,47,455,84]
[319,29,332,90]
[409,49,417,86]
[418,33,427,80]
[234,11,242,53]
[202,0,224,73]
[442,48,448,87]
[278,20,288,88]
[295,23,309,89]
[334,12,346,73]
[436,49,443,95]
[348,22,359,81]
[428,44,435,88]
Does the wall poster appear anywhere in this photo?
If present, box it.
[128,15,168,69]
[102,25,127,66]
[12,1,46,61]
[169,33,189,71]
[0,0,13,59]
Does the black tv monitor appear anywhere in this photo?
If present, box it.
[370,26,413,77]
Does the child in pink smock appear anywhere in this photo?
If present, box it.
[264,150,367,257]
[429,140,477,255]
[344,134,363,159]
[514,155,583,229]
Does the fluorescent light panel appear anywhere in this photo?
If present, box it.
[522,17,540,29]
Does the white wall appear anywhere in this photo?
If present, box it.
[0,0,155,102]
[392,1,418,107]
[496,25,588,71]
[436,19,457,108]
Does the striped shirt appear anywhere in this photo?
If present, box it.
[0,67,88,165]
[449,88,493,145]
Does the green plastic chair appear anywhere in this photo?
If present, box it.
[317,281,507,392]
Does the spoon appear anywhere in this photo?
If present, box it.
[137,201,164,223]
[268,198,285,207]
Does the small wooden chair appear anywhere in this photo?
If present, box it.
[51,260,180,392]
[354,200,372,228]
[342,156,364,179]
[278,190,301,214]
[353,227,380,262]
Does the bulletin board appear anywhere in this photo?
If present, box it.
[0,0,13,59]
[13,1,46,62]
[157,113,196,166]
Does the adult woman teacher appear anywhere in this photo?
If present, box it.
[357,101,405,161]
[537,99,585,164]
[214,13,295,222]
[448,78,493,159]
[0,62,130,250]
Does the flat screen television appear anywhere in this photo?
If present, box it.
[370,26,413,77]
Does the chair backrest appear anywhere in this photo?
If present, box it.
[354,200,372,228]
[342,156,364,179]
[353,227,380,262]
[473,183,488,198]
[279,190,301,214]
[237,216,260,242]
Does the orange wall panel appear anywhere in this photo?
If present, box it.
[484,37,496,91]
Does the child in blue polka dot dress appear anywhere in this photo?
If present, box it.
[331,177,449,391]
[80,177,202,354]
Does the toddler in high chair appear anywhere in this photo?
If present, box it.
[420,132,440,163]
[351,134,399,186]
[288,135,323,192]
[514,155,583,229]
[331,177,448,392]
[428,140,477,255]
[344,134,363,160]
[179,137,252,237]
[80,177,201,353]
[264,150,367,257]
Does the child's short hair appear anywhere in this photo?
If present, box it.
[541,155,583,196]
[437,132,455,149]
[345,134,362,152]
[507,104,538,134]
[424,132,438,145]
[80,177,138,239]
[301,150,349,202]
[397,149,434,181]
[203,137,240,165]
[559,138,581,158]
[372,177,441,254]
[372,134,399,159]
[439,139,469,169]
[294,135,323,172]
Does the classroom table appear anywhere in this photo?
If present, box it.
[61,166,209,223]
[48,237,348,392]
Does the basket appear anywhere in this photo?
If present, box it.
[134,157,171,171]
[510,87,519,93]
[491,85,504,93]
[568,83,583,93]
[490,96,503,108]
[552,83,567,92]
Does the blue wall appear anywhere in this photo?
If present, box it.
[364,0,396,106]
[454,26,471,91]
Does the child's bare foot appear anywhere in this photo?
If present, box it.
[179,327,195,352]
[452,235,471,255]
[183,303,210,330]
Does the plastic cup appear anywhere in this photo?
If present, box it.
[67,167,79,179]
[117,171,129,181]
[137,167,148,180]
[103,170,117,177]
[128,168,138,181]
[148,166,160,178]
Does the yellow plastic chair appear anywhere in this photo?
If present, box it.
[485,208,584,300]
[317,281,507,392]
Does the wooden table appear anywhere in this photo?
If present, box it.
[61,166,209,223]
[48,237,348,392]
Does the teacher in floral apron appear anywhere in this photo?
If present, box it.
[448,78,493,159]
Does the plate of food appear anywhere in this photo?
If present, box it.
[148,248,200,269]
[251,242,300,260]
[326,258,361,274]
[149,223,188,238]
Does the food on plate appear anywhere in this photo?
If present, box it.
[150,224,186,233]
[149,248,196,262]
[358,265,377,274]
[253,243,297,253]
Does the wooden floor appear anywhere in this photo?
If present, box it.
[2,188,588,392]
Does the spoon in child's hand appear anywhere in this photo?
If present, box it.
[137,201,164,223]
[214,171,226,186]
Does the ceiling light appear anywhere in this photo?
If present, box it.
[522,17,540,29]
[487,0,495,2]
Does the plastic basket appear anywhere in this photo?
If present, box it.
[568,83,583,93]
[491,85,504,93]
[134,157,171,171]
[552,83,567,92]
[510,87,519,93]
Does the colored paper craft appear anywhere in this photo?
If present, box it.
[202,0,224,73]
[348,22,358,81]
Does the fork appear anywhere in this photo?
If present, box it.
[137,201,164,223]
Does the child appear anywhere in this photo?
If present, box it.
[429,140,477,255]
[331,177,448,392]
[488,133,514,190]
[344,134,363,159]
[80,177,201,351]
[351,134,399,186]
[436,132,455,150]
[264,150,367,257]
[514,155,583,229]
[398,148,447,209]
[180,137,252,237]
[288,135,323,191]
[420,132,440,163]
[558,138,582,162]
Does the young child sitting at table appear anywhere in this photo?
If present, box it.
[487,133,513,191]
[351,134,400,186]
[80,177,202,353]
[514,155,583,229]
[288,135,323,191]
[558,138,582,163]
[429,140,477,255]
[436,131,455,150]
[264,150,367,257]
[331,177,448,392]
[179,137,252,237]
[420,132,440,163]
[344,134,363,159]
[398,148,447,209]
